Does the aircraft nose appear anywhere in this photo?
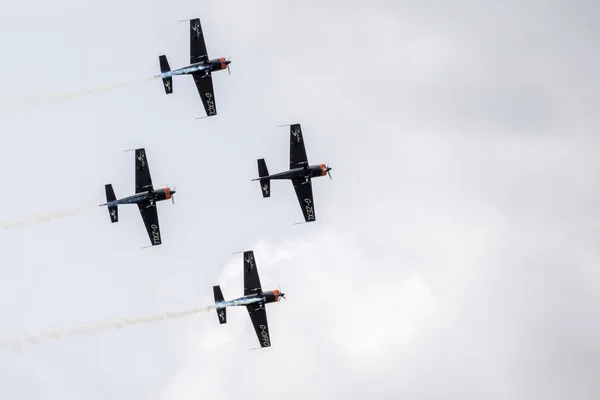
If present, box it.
[226,60,231,65]
[170,190,176,195]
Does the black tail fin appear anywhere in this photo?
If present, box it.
[213,285,227,324]
[104,184,118,223]
[257,158,269,177]
[257,158,270,198]
[158,55,173,94]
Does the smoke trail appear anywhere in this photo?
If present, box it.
[0,207,85,229]
[0,307,210,349]
[0,76,158,109]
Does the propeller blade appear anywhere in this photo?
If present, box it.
[168,184,176,204]
[278,285,286,300]
[227,64,231,75]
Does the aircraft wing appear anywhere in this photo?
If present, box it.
[137,201,162,246]
[246,304,271,348]
[292,178,316,222]
[289,124,308,169]
[243,250,262,296]
[192,72,217,117]
[190,18,209,64]
[135,148,153,194]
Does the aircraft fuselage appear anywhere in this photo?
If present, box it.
[160,58,230,78]
[104,187,174,207]
[263,164,328,181]
[214,290,283,309]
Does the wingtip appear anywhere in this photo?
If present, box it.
[277,122,300,128]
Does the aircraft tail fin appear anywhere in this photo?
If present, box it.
[257,158,269,177]
[257,158,270,198]
[213,285,227,324]
[159,55,173,94]
[104,184,118,223]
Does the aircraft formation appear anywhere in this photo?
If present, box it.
[91,17,330,349]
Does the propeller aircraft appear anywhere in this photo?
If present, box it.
[212,251,285,348]
[156,17,231,118]
[253,123,331,223]
[99,148,176,247]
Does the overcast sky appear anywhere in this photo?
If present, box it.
[1,0,599,399]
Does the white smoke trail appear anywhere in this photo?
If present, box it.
[0,76,158,109]
[0,207,85,229]
[0,307,210,349]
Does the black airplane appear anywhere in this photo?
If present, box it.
[253,124,332,223]
[156,17,231,118]
[212,250,285,349]
[99,148,175,247]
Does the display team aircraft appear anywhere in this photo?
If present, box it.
[156,17,231,118]
[253,124,332,223]
[212,251,285,349]
[99,148,176,247]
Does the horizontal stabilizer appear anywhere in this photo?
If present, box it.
[259,179,270,198]
[257,158,269,177]
[257,159,270,198]
[159,55,173,94]
[105,184,116,202]
[159,55,171,73]
[162,77,173,94]
[104,184,118,223]
[213,285,227,324]
[108,205,118,223]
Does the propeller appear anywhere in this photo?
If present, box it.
[167,185,177,204]
[326,162,332,180]
[226,56,232,75]
[278,285,287,301]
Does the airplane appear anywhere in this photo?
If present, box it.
[156,17,231,118]
[253,123,332,223]
[212,250,285,349]
[99,148,176,247]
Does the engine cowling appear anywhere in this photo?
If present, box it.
[263,290,282,303]
[209,57,229,71]
[154,187,173,201]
